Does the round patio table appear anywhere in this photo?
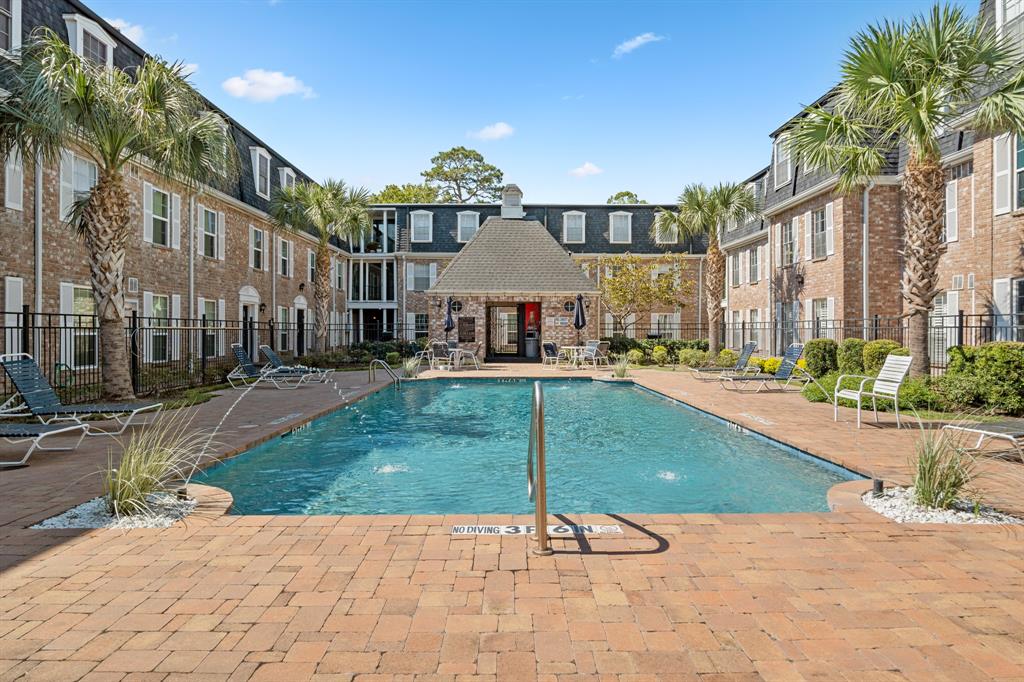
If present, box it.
[560,346,587,369]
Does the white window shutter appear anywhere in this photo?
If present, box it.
[946,290,960,317]
[59,151,74,220]
[248,226,255,269]
[4,277,24,354]
[142,183,153,243]
[217,213,226,261]
[993,134,1011,216]
[803,211,812,260]
[59,283,74,365]
[804,299,812,322]
[727,254,733,284]
[992,278,1011,340]
[429,263,437,286]
[5,151,23,211]
[825,202,835,256]
[170,294,181,360]
[406,262,415,290]
[405,312,417,341]
[195,204,205,256]
[217,298,226,355]
[944,180,959,242]
[171,193,181,249]
[262,232,270,271]
[773,224,781,267]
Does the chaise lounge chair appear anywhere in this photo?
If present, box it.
[942,417,1024,463]
[0,422,87,468]
[0,353,162,436]
[719,343,806,393]
[259,345,334,383]
[227,344,310,389]
[689,342,757,381]
[834,353,912,429]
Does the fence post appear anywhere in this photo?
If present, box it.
[20,303,30,355]
[957,309,964,347]
[130,310,141,395]
[268,317,275,351]
[740,320,746,348]
[872,314,880,341]
[200,314,208,379]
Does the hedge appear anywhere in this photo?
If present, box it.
[863,339,905,373]
[837,338,866,374]
[804,338,838,378]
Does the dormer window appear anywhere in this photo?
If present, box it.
[63,14,115,68]
[250,147,271,198]
[997,0,1024,52]
[0,0,21,54]
[774,135,792,188]
[501,184,524,218]
[562,211,586,244]
[609,211,632,244]
[279,167,295,191]
[456,211,479,243]
[410,210,433,243]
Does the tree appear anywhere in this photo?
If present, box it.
[0,30,236,400]
[789,4,1024,376]
[606,191,646,204]
[421,146,503,202]
[598,254,693,336]
[652,184,755,355]
[269,180,371,352]
[371,183,438,204]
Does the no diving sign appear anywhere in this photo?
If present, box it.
[451,524,622,536]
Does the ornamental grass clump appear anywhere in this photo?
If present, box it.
[612,355,631,378]
[402,356,422,378]
[102,408,212,518]
[912,428,977,510]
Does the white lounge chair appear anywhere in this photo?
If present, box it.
[942,418,1024,463]
[833,354,912,428]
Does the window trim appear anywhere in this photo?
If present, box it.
[250,147,271,199]
[68,283,98,369]
[251,226,266,271]
[773,134,792,189]
[748,245,759,282]
[562,211,586,244]
[149,185,171,247]
[200,205,218,258]
[781,219,795,266]
[0,0,21,56]
[811,207,827,259]
[278,167,295,191]
[62,14,114,67]
[412,262,431,291]
[608,211,632,244]
[1014,133,1024,211]
[4,149,22,211]
[410,210,433,243]
[456,210,480,243]
[278,238,291,277]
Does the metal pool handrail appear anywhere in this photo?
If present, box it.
[368,359,401,389]
[527,381,553,556]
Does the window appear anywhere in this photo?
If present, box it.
[71,286,97,368]
[748,309,760,347]
[335,259,345,290]
[654,217,677,244]
[251,148,271,198]
[278,306,289,351]
[748,246,759,282]
[811,208,827,259]
[201,299,217,358]
[4,150,22,211]
[82,30,107,65]
[563,212,585,244]
[63,15,114,67]
[276,239,289,276]
[998,0,1024,52]
[1014,278,1024,340]
[412,263,431,291]
[60,151,98,220]
[201,206,218,258]
[251,228,265,270]
[1016,135,1024,210]
[414,313,429,338]
[782,220,795,266]
[457,211,479,242]
[774,134,792,188]
[730,253,740,287]
[609,212,631,243]
[308,251,315,281]
[0,0,19,54]
[150,187,170,247]
[411,210,432,242]
[279,167,295,191]
[652,313,678,340]
[150,294,169,363]
[730,310,742,349]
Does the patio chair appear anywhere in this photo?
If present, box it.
[0,353,163,436]
[594,341,612,366]
[259,345,333,383]
[430,341,453,370]
[452,342,481,370]
[942,418,1024,463]
[689,342,757,381]
[833,354,912,428]
[541,342,566,368]
[1,422,88,468]
[719,344,806,393]
[227,344,309,389]
[579,340,602,368]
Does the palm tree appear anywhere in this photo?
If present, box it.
[789,4,1024,376]
[269,180,371,352]
[653,183,756,355]
[0,30,236,400]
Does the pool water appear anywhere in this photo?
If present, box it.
[198,379,859,515]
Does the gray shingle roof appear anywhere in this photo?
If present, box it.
[429,217,598,295]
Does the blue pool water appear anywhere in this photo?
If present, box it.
[198,379,859,515]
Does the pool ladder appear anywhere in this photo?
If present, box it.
[527,381,553,556]
[368,359,401,389]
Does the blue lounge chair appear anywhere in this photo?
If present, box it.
[719,343,807,393]
[1,422,87,468]
[259,345,333,383]
[689,342,757,381]
[0,353,162,436]
[227,344,309,389]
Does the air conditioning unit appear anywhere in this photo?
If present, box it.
[951,274,964,291]
[127,277,139,294]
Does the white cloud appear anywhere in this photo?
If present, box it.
[105,18,144,45]
[612,32,665,58]
[569,162,603,177]
[222,69,316,102]
[181,63,199,77]
[468,121,515,140]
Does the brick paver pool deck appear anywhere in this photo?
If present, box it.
[1,365,1022,681]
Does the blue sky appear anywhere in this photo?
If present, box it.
[90,0,949,203]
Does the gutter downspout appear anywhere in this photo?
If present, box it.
[862,180,875,324]
[33,152,43,359]
[188,194,196,318]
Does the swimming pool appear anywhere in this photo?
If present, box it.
[198,379,860,515]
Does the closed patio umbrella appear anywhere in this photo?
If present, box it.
[573,294,586,343]
[444,297,455,341]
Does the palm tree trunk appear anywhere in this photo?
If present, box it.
[704,239,725,355]
[901,156,946,376]
[83,173,134,400]
[314,243,332,353]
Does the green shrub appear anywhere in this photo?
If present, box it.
[913,429,976,510]
[802,371,945,412]
[804,338,838,378]
[677,348,707,367]
[626,349,645,365]
[973,342,1024,415]
[837,338,866,374]
[933,371,982,410]
[801,372,865,406]
[945,345,977,375]
[651,345,670,366]
[898,376,946,411]
[385,352,401,366]
[863,339,904,373]
[716,348,738,368]
[605,335,642,355]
